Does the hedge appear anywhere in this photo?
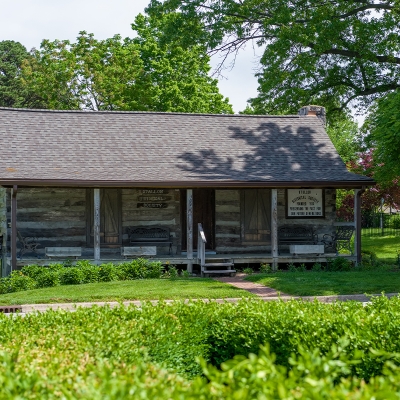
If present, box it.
[1,297,400,397]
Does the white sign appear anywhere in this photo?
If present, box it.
[287,189,324,218]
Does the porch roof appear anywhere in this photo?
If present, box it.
[0,107,373,188]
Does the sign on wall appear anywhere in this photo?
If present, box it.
[286,189,324,218]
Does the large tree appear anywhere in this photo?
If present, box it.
[22,16,232,113]
[147,0,400,114]
[364,89,400,182]
[22,33,149,111]
[0,40,44,108]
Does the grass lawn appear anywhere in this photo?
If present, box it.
[362,234,399,261]
[0,278,254,305]
[245,270,400,296]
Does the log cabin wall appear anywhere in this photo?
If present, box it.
[121,188,181,255]
[277,188,336,236]
[11,188,87,254]
[215,189,336,254]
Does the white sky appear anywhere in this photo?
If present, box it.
[0,0,260,113]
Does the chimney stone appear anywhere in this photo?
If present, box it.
[298,105,326,125]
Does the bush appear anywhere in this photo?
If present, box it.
[0,271,36,294]
[326,257,353,271]
[311,262,323,271]
[60,267,85,285]
[35,269,61,288]
[77,262,100,283]
[21,264,44,280]
[259,263,271,273]
[98,263,120,282]
[243,267,253,275]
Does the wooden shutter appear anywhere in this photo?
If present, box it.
[242,189,271,243]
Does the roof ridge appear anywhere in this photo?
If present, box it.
[0,107,300,119]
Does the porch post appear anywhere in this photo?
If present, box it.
[93,188,101,262]
[271,188,278,270]
[186,189,193,273]
[354,189,363,265]
[11,185,17,273]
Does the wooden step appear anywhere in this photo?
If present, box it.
[202,269,236,274]
[202,262,234,268]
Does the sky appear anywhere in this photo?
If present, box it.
[0,0,261,113]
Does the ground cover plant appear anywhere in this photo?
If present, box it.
[3,297,400,398]
[0,278,253,305]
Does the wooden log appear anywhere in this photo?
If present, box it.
[94,188,100,261]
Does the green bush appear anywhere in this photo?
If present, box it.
[2,298,400,396]
[60,267,85,285]
[21,264,44,280]
[98,263,120,282]
[35,269,61,288]
[326,257,353,271]
[259,263,272,273]
[0,271,36,294]
[243,267,254,275]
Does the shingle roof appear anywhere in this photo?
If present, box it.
[0,107,373,188]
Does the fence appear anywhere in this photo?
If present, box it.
[361,212,400,237]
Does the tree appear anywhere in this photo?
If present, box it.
[22,18,232,113]
[0,40,44,108]
[147,0,400,114]
[131,13,232,113]
[364,90,400,182]
[325,114,361,164]
[22,33,149,111]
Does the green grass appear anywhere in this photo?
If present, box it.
[362,234,400,261]
[246,270,400,296]
[0,278,254,305]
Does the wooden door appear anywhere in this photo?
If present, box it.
[242,189,271,243]
[181,189,215,250]
[87,189,122,246]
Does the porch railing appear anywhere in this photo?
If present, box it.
[197,223,207,266]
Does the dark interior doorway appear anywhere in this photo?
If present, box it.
[181,189,215,250]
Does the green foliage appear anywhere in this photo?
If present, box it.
[0,271,36,294]
[243,267,253,275]
[259,263,271,273]
[147,0,400,114]
[21,22,232,114]
[326,257,353,272]
[35,269,61,289]
[60,267,85,285]
[98,263,120,282]
[366,90,400,181]
[287,263,298,272]
[311,262,324,272]
[361,250,378,268]
[0,40,44,108]
[4,298,400,396]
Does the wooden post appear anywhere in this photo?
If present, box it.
[186,189,193,273]
[11,185,17,273]
[354,189,363,265]
[93,188,101,262]
[271,188,278,270]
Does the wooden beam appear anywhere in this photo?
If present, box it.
[93,188,101,262]
[354,189,363,265]
[186,189,193,273]
[271,188,278,270]
[11,185,17,273]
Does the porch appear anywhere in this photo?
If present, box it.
[2,186,362,276]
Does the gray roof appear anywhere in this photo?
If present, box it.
[0,107,373,188]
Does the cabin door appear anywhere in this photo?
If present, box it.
[87,189,122,246]
[241,189,271,243]
[181,189,215,250]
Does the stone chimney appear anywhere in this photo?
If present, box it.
[298,105,326,126]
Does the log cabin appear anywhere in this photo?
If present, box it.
[0,106,374,275]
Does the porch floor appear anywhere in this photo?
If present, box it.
[9,250,355,269]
